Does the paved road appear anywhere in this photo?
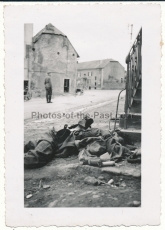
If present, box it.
[24,90,124,120]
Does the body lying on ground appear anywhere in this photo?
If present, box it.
[24,117,140,169]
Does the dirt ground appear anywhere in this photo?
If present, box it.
[24,90,141,207]
[24,162,141,207]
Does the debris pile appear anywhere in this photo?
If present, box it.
[83,176,131,190]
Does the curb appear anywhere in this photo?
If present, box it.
[24,162,141,180]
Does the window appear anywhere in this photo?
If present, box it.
[88,72,92,77]
[84,73,86,76]
[77,73,81,77]
[95,82,96,86]
[73,54,75,56]
[57,52,60,55]
[95,76,97,80]
[121,78,123,83]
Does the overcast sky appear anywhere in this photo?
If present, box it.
[31,4,145,69]
[5,4,159,69]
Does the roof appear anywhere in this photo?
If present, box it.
[33,23,66,43]
[33,23,79,57]
[77,59,116,70]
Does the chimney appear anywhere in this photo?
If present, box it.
[24,24,33,57]
[24,24,33,82]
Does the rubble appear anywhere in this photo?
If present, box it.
[78,191,93,196]
[107,179,114,185]
[84,176,98,186]
[48,200,58,207]
[26,194,32,199]
[68,183,73,187]
[39,179,42,188]
[120,181,126,187]
[68,192,75,196]
[133,200,141,207]
[98,176,105,180]
[24,92,141,207]
[92,195,100,199]
[43,185,50,189]
[127,200,141,207]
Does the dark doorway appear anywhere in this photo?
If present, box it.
[24,80,28,88]
[24,80,29,91]
[64,79,70,93]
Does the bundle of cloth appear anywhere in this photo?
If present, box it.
[24,116,138,169]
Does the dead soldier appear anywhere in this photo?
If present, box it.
[24,115,139,169]
[24,116,94,168]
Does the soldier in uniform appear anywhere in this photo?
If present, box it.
[44,72,53,103]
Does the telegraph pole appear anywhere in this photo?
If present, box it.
[128,24,133,48]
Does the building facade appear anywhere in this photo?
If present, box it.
[25,23,79,95]
[77,59,125,90]
[24,24,33,90]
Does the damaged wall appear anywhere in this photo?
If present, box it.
[29,27,78,95]
[77,61,125,90]
[102,61,125,90]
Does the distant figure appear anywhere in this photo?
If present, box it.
[44,73,53,103]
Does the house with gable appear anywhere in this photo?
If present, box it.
[24,23,79,95]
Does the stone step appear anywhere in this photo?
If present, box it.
[119,113,141,129]
[130,100,141,113]
[133,98,141,102]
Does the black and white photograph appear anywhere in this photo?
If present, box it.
[24,22,142,208]
[4,2,163,227]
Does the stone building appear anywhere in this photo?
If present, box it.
[24,24,33,90]
[77,59,125,90]
[24,23,79,95]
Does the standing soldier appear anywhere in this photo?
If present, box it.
[44,72,53,103]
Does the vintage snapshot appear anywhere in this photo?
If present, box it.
[5,3,161,227]
[24,24,142,207]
